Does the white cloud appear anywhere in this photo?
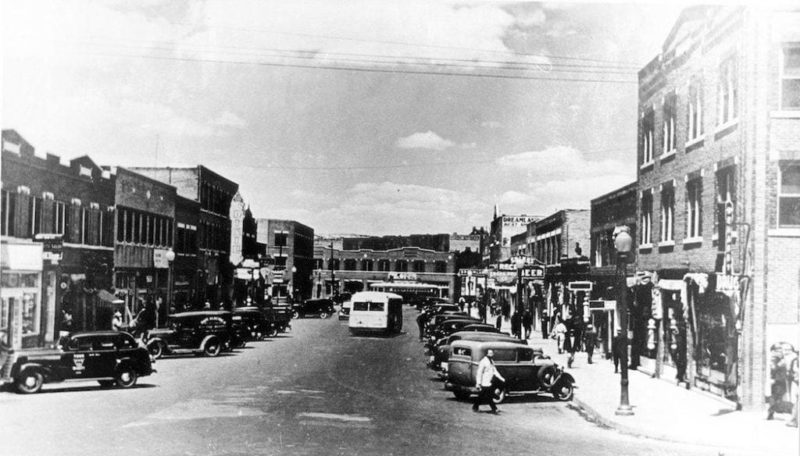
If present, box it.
[315,181,487,235]
[515,8,547,28]
[395,131,456,151]
[481,120,502,129]
[214,111,247,129]
[496,145,628,177]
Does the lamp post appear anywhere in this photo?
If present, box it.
[514,257,525,340]
[164,249,175,327]
[614,226,634,416]
[330,241,337,300]
[290,265,298,301]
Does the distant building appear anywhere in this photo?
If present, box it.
[488,209,541,263]
[449,227,485,253]
[257,219,315,301]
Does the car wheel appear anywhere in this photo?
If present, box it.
[538,365,557,389]
[15,369,44,394]
[319,311,330,319]
[98,380,115,388]
[147,341,164,359]
[267,327,278,338]
[492,386,507,404]
[203,339,221,357]
[453,390,471,401]
[115,366,138,388]
[292,311,300,319]
[554,380,574,401]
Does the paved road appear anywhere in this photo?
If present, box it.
[0,308,746,456]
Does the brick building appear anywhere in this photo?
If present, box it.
[487,210,540,263]
[129,166,238,308]
[634,5,800,408]
[257,219,315,301]
[1,130,117,348]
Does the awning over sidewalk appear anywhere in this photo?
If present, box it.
[95,289,124,305]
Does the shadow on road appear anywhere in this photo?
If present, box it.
[37,383,158,395]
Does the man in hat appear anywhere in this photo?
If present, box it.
[112,311,123,331]
[583,323,598,364]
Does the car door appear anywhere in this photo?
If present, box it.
[85,335,118,378]
[516,347,537,391]
[492,348,518,390]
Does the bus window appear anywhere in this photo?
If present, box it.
[369,302,384,312]
[353,301,369,311]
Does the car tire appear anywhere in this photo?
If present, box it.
[492,386,507,404]
[319,311,330,319]
[267,327,278,338]
[98,380,115,388]
[15,369,44,394]
[115,366,138,388]
[147,341,164,359]
[553,380,574,401]
[292,311,301,319]
[453,390,471,400]
[538,365,558,389]
[203,338,221,357]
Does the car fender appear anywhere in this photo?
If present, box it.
[200,334,220,350]
[147,337,167,348]
[13,362,54,381]
[558,372,576,386]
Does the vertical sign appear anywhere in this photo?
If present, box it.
[229,192,245,266]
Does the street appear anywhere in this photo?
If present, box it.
[0,308,756,456]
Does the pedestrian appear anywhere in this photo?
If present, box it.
[112,311,123,331]
[552,318,567,354]
[565,328,577,367]
[583,324,597,364]
[611,330,624,373]
[787,348,799,427]
[510,311,521,339]
[416,310,427,342]
[466,300,472,317]
[522,309,533,339]
[495,312,502,331]
[458,296,466,312]
[472,349,505,414]
[768,344,789,420]
[540,309,549,339]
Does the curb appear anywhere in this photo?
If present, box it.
[569,396,794,455]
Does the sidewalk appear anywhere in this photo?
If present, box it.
[522,332,799,455]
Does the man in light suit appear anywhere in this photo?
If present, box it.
[472,349,505,414]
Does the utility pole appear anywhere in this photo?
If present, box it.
[330,240,337,299]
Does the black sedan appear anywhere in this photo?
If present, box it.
[292,299,335,319]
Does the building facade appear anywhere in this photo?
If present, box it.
[2,130,117,349]
[257,219,315,301]
[129,166,238,308]
[311,245,455,299]
[488,211,541,263]
[635,5,800,407]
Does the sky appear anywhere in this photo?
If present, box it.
[1,0,690,236]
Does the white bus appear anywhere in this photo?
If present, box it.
[368,282,448,308]
[348,292,404,335]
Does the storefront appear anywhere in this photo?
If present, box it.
[0,242,44,350]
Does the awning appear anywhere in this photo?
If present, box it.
[96,289,124,305]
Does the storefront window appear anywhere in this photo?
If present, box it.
[695,292,733,383]
[0,271,42,338]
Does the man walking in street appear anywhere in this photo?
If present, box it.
[416,310,428,342]
[473,349,505,414]
[522,309,533,339]
[583,324,597,364]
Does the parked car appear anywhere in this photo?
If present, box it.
[10,331,155,394]
[445,340,575,402]
[145,310,240,359]
[263,302,292,333]
[425,318,488,352]
[338,299,353,320]
[428,331,528,377]
[233,307,278,340]
[293,299,335,319]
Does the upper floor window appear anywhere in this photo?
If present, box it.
[274,232,287,247]
[686,178,703,239]
[412,260,426,273]
[434,261,447,273]
[662,93,677,154]
[641,190,653,245]
[395,259,408,272]
[718,57,738,125]
[641,109,655,164]
[781,45,800,110]
[344,259,357,271]
[778,162,800,228]
[660,184,675,242]
[688,82,704,141]
[1,189,15,237]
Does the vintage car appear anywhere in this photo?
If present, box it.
[425,313,476,338]
[445,340,575,402]
[338,299,353,320]
[10,331,155,394]
[293,298,335,319]
[426,303,461,315]
[233,307,278,340]
[425,318,489,352]
[428,331,528,377]
[145,310,241,359]
[263,301,293,333]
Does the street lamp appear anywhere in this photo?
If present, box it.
[164,249,175,327]
[613,226,634,416]
[291,265,297,301]
[514,257,525,340]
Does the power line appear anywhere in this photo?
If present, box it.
[173,22,643,68]
[77,49,638,84]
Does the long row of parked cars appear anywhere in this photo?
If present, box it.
[6,304,294,394]
[418,303,576,403]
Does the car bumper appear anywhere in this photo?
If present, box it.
[444,382,479,394]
